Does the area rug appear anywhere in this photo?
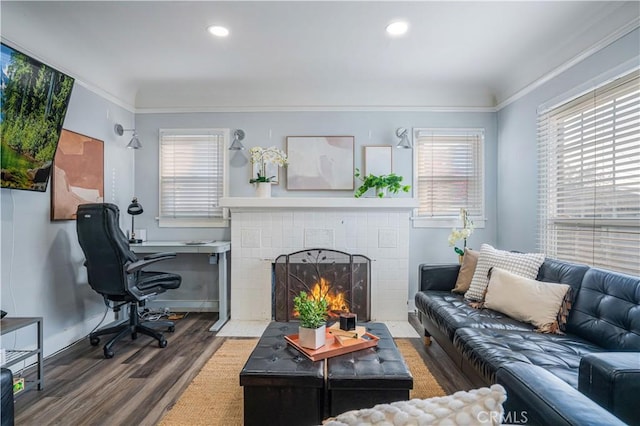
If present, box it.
[159,338,445,426]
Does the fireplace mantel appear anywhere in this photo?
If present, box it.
[220,197,418,209]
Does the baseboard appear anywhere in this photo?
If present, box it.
[18,311,116,363]
[145,299,218,312]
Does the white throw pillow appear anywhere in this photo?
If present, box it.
[464,244,545,302]
[484,267,570,330]
[324,384,507,426]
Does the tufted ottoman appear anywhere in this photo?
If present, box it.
[327,322,413,416]
[240,322,324,426]
[240,322,413,424]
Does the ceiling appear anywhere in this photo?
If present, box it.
[1,1,638,111]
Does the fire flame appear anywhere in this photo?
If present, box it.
[309,278,349,314]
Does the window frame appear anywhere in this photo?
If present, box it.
[158,128,230,228]
[412,128,486,229]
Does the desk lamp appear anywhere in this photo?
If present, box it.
[127,197,143,243]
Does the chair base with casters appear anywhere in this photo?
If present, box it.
[90,300,175,359]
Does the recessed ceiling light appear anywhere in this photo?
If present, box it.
[208,25,229,37]
[386,21,408,36]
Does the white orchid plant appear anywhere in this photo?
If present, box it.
[249,146,288,183]
[448,208,474,256]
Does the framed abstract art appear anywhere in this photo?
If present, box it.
[286,136,354,190]
[51,129,104,220]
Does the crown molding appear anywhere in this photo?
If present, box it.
[134,105,497,114]
[75,81,136,114]
[495,17,640,111]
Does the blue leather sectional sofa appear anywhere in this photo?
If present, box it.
[415,258,639,425]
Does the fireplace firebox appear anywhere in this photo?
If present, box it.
[273,249,371,322]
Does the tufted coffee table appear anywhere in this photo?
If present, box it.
[239,322,413,426]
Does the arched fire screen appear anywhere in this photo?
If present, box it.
[273,248,371,322]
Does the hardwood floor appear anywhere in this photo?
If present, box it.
[13,313,473,425]
[407,313,475,393]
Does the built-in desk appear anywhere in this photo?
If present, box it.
[130,241,231,332]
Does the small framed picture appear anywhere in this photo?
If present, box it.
[364,145,392,176]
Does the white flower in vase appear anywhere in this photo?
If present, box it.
[448,208,474,256]
[249,146,288,183]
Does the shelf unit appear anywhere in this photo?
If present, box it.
[0,317,44,391]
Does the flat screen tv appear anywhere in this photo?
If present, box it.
[1,42,74,192]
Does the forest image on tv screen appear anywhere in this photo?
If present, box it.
[1,43,74,191]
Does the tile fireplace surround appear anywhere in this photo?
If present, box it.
[220,197,418,322]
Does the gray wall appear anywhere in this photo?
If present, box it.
[1,84,135,357]
[134,111,497,310]
[496,28,640,252]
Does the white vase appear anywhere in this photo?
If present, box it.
[298,324,326,349]
[255,182,271,198]
[375,187,388,198]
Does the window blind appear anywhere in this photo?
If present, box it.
[159,129,227,227]
[414,129,484,220]
[538,70,640,275]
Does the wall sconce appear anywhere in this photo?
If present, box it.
[114,123,142,149]
[396,128,412,149]
[229,129,246,150]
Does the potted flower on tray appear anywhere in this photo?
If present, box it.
[293,291,329,349]
[249,146,288,197]
[354,168,411,198]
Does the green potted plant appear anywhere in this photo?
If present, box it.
[354,168,411,198]
[293,291,329,349]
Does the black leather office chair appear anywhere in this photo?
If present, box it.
[76,203,182,358]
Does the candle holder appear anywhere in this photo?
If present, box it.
[339,313,357,331]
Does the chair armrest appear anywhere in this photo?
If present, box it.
[418,264,460,292]
[126,252,177,273]
[497,362,626,426]
[579,352,640,425]
[143,252,177,261]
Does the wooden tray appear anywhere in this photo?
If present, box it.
[285,330,379,361]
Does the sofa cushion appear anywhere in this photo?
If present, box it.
[452,328,603,386]
[465,244,545,302]
[566,268,640,350]
[530,258,589,332]
[419,264,461,292]
[484,267,570,331]
[415,291,534,340]
[536,258,590,290]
